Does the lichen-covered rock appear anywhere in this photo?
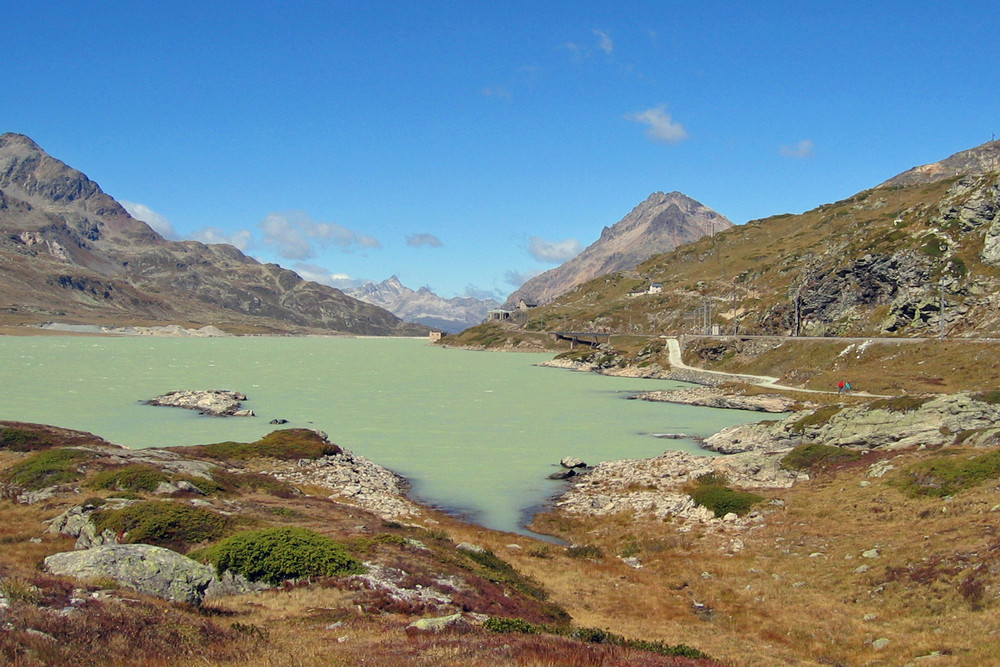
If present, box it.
[703,392,1000,454]
[145,390,251,417]
[43,544,214,605]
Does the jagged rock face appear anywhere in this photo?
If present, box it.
[0,133,423,335]
[348,276,499,333]
[505,191,731,307]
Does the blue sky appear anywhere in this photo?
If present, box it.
[5,2,999,300]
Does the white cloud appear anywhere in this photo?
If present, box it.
[191,226,253,251]
[504,269,543,287]
[290,263,364,289]
[260,211,381,260]
[780,139,815,159]
[529,236,583,263]
[626,105,689,144]
[120,200,176,239]
[594,29,614,55]
[407,233,443,248]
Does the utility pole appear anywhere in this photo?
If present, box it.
[793,289,801,337]
[733,286,738,336]
[939,276,946,339]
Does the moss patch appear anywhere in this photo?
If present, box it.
[895,450,1000,498]
[3,448,91,490]
[781,443,862,472]
[188,429,342,461]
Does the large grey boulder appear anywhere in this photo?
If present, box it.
[43,544,215,605]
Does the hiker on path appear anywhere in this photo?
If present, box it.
[838,380,845,394]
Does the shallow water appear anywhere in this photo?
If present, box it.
[0,336,775,535]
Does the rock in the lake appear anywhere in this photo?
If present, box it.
[145,390,252,417]
[548,469,576,480]
[560,456,587,469]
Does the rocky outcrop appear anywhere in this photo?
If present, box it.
[702,392,1000,454]
[146,390,254,417]
[43,544,215,605]
[632,386,799,413]
[265,449,418,519]
[553,449,804,529]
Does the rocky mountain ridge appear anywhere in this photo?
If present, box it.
[0,133,424,336]
[348,275,499,333]
[510,140,1000,339]
[504,191,731,308]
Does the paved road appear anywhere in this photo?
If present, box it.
[663,338,890,397]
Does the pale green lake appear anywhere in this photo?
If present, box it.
[0,336,776,536]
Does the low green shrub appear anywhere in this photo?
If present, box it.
[3,448,91,490]
[895,450,1000,498]
[565,545,603,559]
[208,469,297,498]
[791,406,844,433]
[0,427,53,452]
[462,547,549,600]
[482,616,710,659]
[87,464,169,492]
[192,429,342,461]
[781,443,861,471]
[972,390,1000,405]
[483,617,539,634]
[198,527,363,585]
[869,395,933,413]
[91,501,233,550]
[689,473,763,517]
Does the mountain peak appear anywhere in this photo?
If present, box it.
[881,139,1000,187]
[506,192,730,307]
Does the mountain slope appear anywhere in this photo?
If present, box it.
[466,140,1000,341]
[504,191,732,308]
[0,133,425,335]
[348,276,499,334]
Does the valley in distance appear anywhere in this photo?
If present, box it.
[2,133,1000,665]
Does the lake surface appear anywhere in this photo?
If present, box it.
[0,336,776,535]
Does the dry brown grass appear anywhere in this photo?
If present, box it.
[521,448,1000,666]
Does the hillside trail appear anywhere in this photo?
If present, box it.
[663,338,889,398]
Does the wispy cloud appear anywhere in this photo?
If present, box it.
[120,200,177,239]
[780,139,815,159]
[406,233,443,248]
[528,236,582,263]
[593,29,614,55]
[504,268,543,287]
[191,226,253,251]
[626,105,689,144]
[260,211,380,260]
[481,85,512,101]
[292,262,364,289]
[463,284,503,301]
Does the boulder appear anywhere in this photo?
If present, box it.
[548,469,576,480]
[145,390,252,417]
[405,613,471,634]
[43,544,215,605]
[560,456,587,469]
